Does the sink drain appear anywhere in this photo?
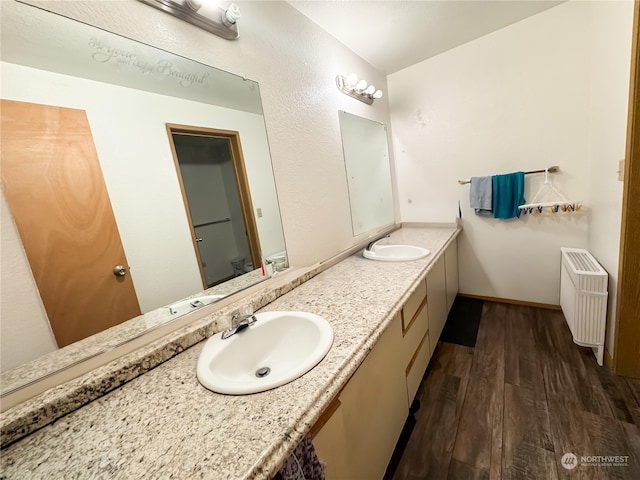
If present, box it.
[255,367,271,378]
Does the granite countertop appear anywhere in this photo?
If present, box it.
[0,225,460,479]
[1,269,267,394]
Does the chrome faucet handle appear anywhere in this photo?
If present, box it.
[231,305,254,327]
[366,234,391,251]
[222,307,257,340]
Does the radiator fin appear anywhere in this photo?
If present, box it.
[565,251,601,273]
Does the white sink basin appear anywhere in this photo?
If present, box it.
[363,244,431,262]
[197,311,334,395]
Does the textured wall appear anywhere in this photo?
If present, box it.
[585,1,633,354]
[388,1,632,308]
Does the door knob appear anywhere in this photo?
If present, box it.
[113,265,127,277]
[195,237,203,243]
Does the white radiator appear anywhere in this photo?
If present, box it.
[560,248,608,366]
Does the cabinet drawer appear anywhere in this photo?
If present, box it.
[401,297,428,366]
[406,329,431,405]
[401,279,427,335]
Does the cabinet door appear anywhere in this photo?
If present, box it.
[445,238,459,312]
[427,255,447,354]
[339,312,407,479]
[312,399,350,479]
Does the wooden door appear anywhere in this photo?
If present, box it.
[614,1,640,378]
[1,99,141,347]
[166,124,262,287]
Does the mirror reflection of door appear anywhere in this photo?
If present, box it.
[0,99,142,347]
[166,125,261,288]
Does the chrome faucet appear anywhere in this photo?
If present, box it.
[221,310,257,340]
[366,234,390,251]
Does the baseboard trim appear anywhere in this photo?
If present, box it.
[458,293,561,311]
[604,348,614,369]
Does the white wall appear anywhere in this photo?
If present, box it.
[389,1,631,310]
[586,1,633,354]
[0,193,58,371]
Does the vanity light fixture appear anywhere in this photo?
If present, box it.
[138,0,241,40]
[336,73,383,105]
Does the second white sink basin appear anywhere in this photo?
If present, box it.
[197,311,334,395]
[363,244,431,262]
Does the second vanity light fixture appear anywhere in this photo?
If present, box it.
[336,73,383,105]
[138,0,241,40]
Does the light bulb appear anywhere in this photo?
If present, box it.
[373,90,383,99]
[356,79,368,91]
[346,73,358,87]
[365,85,375,95]
[223,3,241,27]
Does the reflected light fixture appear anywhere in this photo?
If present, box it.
[336,73,383,105]
[138,0,241,40]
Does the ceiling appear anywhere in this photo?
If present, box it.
[288,1,565,74]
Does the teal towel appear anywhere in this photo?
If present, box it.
[492,172,525,219]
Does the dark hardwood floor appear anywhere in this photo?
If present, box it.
[390,301,640,480]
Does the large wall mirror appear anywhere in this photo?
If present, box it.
[0,2,287,395]
[339,111,395,236]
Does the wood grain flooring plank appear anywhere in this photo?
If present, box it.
[531,312,580,404]
[447,459,490,480]
[503,383,554,453]
[624,377,640,426]
[504,305,544,392]
[545,394,602,480]
[582,411,640,480]
[593,370,640,426]
[489,370,504,480]
[502,441,558,480]
[502,383,556,480]
[393,302,640,480]
[574,377,617,420]
[621,422,640,477]
[452,302,505,475]
[542,311,615,418]
[393,343,473,480]
[626,377,640,406]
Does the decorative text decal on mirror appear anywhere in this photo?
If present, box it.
[89,38,210,88]
[0,2,286,398]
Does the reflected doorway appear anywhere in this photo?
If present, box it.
[166,124,261,288]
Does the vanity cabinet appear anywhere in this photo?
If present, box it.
[313,239,459,479]
[313,313,407,479]
[427,254,448,355]
[401,279,430,407]
[445,237,459,311]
